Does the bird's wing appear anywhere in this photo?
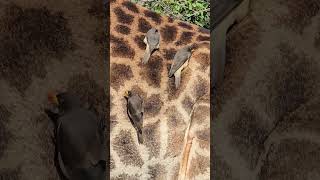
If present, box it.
[169,51,190,76]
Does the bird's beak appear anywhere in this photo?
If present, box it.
[124,91,129,98]
[48,92,59,105]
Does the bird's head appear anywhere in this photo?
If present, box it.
[48,91,81,111]
[124,90,132,99]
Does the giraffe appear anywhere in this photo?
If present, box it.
[110,0,210,179]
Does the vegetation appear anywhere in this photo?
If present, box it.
[131,0,210,29]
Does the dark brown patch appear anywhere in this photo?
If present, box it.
[111,173,139,180]
[259,139,320,180]
[276,98,320,134]
[112,130,144,167]
[110,63,134,90]
[87,0,105,19]
[110,35,135,58]
[175,31,195,46]
[166,106,186,130]
[276,0,320,34]
[144,94,163,117]
[182,95,194,114]
[114,7,134,25]
[122,1,139,13]
[144,10,162,24]
[178,22,193,30]
[134,35,146,50]
[264,43,318,120]
[115,24,131,35]
[0,167,21,180]
[197,35,210,42]
[188,155,210,178]
[167,64,192,100]
[66,72,108,119]
[196,128,210,149]
[229,103,268,168]
[140,55,163,88]
[0,105,12,158]
[195,53,210,70]
[198,27,210,34]
[130,85,148,98]
[192,105,210,125]
[160,25,178,43]
[162,48,177,61]
[194,76,209,99]
[138,18,152,33]
[148,164,167,179]
[144,120,161,159]
[0,4,74,93]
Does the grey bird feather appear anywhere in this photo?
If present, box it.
[45,92,106,180]
[142,28,160,64]
[168,45,194,88]
[125,91,144,144]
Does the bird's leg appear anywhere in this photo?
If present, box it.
[174,69,182,89]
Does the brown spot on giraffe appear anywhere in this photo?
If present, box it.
[115,24,131,35]
[160,25,178,43]
[122,1,139,13]
[110,35,135,58]
[228,102,268,168]
[196,128,210,149]
[144,10,162,24]
[192,105,210,125]
[166,106,186,129]
[110,63,134,90]
[138,18,152,33]
[175,31,195,46]
[178,22,193,30]
[197,35,210,42]
[188,155,210,178]
[195,53,210,70]
[148,164,167,179]
[0,4,74,93]
[143,120,161,159]
[144,94,163,117]
[193,76,209,99]
[87,0,105,19]
[113,7,134,25]
[130,85,148,98]
[134,35,146,50]
[113,130,144,167]
[182,95,194,114]
[162,48,177,61]
[140,55,163,88]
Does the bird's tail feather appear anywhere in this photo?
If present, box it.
[142,48,151,64]
[137,131,143,144]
